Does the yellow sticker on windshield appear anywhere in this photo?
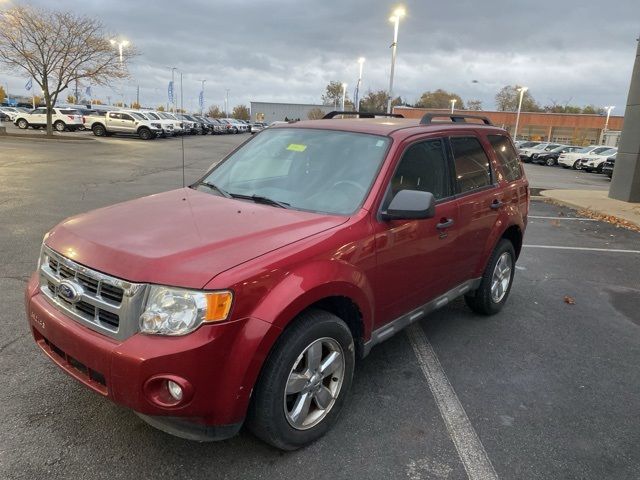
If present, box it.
[287,143,307,152]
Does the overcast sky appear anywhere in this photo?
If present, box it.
[3,0,639,113]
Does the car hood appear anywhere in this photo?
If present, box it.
[45,188,348,289]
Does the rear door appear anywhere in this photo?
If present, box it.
[31,107,47,125]
[448,134,503,282]
[372,136,460,325]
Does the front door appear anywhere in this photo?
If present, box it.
[372,137,459,326]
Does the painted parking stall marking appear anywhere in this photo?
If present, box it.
[524,245,640,254]
[406,324,499,480]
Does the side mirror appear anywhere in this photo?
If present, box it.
[382,190,436,221]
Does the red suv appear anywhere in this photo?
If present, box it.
[25,112,528,450]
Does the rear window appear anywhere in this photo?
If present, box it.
[488,135,523,183]
[60,109,80,115]
[450,137,492,193]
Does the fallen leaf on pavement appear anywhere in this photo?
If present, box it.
[564,296,576,305]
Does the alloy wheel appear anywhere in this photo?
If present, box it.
[284,337,345,430]
[490,252,513,303]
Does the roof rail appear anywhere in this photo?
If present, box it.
[419,113,492,125]
[322,111,405,119]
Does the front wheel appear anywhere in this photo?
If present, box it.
[573,160,582,170]
[92,124,106,137]
[546,157,556,166]
[138,127,153,140]
[247,310,355,450]
[54,120,66,132]
[464,239,516,315]
[17,119,29,129]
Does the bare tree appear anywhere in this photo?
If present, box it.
[307,107,325,120]
[0,6,135,136]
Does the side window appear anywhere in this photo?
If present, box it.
[120,113,134,121]
[109,112,121,120]
[487,135,523,183]
[386,139,452,207]
[450,136,492,194]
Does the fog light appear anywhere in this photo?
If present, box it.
[167,380,183,401]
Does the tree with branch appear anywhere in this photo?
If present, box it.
[0,6,135,136]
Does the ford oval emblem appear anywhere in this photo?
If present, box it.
[57,280,83,303]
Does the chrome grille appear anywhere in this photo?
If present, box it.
[39,246,147,341]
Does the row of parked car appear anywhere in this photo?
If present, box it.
[1,105,264,140]
[514,140,618,178]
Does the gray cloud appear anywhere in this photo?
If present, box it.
[3,0,638,112]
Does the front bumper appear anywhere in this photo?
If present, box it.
[25,273,279,438]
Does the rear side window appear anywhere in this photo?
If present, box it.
[60,109,79,115]
[488,135,523,183]
[450,137,492,193]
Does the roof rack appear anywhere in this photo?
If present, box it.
[322,111,405,119]
[419,113,492,125]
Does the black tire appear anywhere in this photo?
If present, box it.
[596,164,603,174]
[54,120,66,132]
[546,157,556,166]
[138,127,152,140]
[92,124,106,137]
[232,127,238,134]
[464,239,516,316]
[247,309,355,450]
[17,119,29,129]
[573,160,581,170]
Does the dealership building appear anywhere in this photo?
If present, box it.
[394,107,624,146]
[250,102,335,123]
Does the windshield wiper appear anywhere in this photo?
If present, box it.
[228,192,290,209]
[198,181,231,198]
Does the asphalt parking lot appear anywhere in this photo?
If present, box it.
[1,135,639,479]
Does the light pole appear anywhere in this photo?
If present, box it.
[225,89,230,116]
[341,83,347,111]
[387,6,406,113]
[110,39,129,65]
[200,79,206,115]
[450,98,457,114]
[513,86,528,141]
[600,105,615,144]
[355,57,365,111]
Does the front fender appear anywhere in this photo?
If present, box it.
[248,259,375,339]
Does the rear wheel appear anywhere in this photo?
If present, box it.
[465,239,516,315]
[92,124,106,137]
[573,160,581,169]
[54,120,66,132]
[17,119,29,129]
[247,309,355,450]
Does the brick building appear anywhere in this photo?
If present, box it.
[393,107,624,146]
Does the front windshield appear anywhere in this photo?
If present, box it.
[200,128,390,215]
[600,148,617,156]
[550,145,567,152]
[146,112,160,120]
[158,112,172,119]
[592,147,611,155]
[131,112,146,120]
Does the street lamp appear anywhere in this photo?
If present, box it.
[600,105,615,144]
[387,6,406,113]
[110,39,129,65]
[354,57,365,111]
[200,79,206,115]
[341,83,347,111]
[513,86,528,141]
[450,98,457,114]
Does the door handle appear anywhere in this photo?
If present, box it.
[436,218,454,229]
[490,199,504,210]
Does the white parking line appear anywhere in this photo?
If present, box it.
[406,324,499,480]
[529,215,597,221]
[524,245,640,254]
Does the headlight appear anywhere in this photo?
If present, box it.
[139,286,233,336]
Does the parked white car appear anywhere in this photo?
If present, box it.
[558,146,611,169]
[154,112,185,135]
[125,110,174,137]
[223,118,248,133]
[579,148,618,173]
[85,110,162,140]
[0,106,20,121]
[14,107,84,132]
[518,143,561,163]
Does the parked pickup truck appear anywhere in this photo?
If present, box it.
[26,112,528,450]
[85,111,163,140]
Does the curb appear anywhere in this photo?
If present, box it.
[0,132,94,141]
